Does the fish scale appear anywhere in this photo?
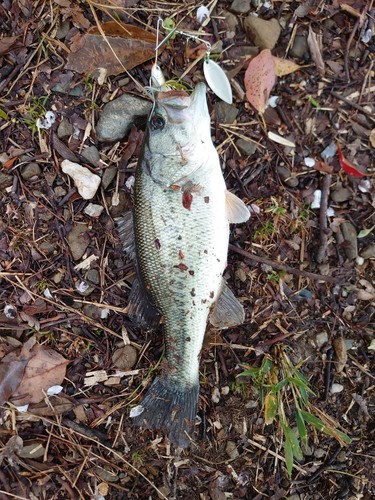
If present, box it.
[126,83,250,447]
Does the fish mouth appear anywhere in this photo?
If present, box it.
[157,83,208,124]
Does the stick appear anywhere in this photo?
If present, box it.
[228,244,341,284]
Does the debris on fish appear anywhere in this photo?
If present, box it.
[118,82,249,447]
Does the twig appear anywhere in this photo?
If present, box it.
[324,348,334,401]
[344,18,360,82]
[330,90,375,118]
[316,174,332,264]
[228,244,341,284]
[307,446,342,483]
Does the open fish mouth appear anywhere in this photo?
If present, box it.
[156,82,208,125]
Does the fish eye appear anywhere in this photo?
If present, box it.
[150,114,165,131]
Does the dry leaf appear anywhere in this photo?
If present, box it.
[0,339,68,406]
[369,129,375,148]
[273,57,304,76]
[66,22,158,78]
[332,337,347,373]
[0,436,23,466]
[307,27,325,75]
[244,49,276,114]
[0,36,22,56]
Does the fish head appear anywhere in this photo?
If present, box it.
[144,83,214,184]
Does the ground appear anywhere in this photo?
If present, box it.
[0,1,374,499]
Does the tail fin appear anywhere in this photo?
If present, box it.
[131,377,199,448]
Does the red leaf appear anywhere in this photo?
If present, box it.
[244,49,276,114]
[337,142,365,177]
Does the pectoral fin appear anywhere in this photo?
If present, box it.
[127,277,161,329]
[226,191,250,224]
[209,280,245,329]
[116,212,136,260]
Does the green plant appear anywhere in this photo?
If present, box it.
[238,346,351,476]
[253,220,275,241]
[20,95,49,136]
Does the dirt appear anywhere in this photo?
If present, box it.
[0,1,374,499]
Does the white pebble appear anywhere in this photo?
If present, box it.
[326,207,335,217]
[61,159,101,199]
[304,157,315,168]
[197,6,210,25]
[129,405,144,418]
[311,189,322,209]
[37,111,56,130]
[268,95,279,108]
[315,331,328,348]
[356,256,365,266]
[84,203,104,217]
[47,385,63,396]
[4,304,17,318]
[358,179,371,193]
[330,383,344,394]
[321,142,337,161]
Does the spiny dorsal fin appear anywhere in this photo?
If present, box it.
[226,190,250,224]
[209,280,245,329]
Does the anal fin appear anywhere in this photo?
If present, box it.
[226,191,250,224]
[210,280,245,329]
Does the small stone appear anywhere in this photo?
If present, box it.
[67,223,90,261]
[0,153,10,165]
[82,303,101,319]
[330,383,344,394]
[54,186,67,197]
[360,244,375,259]
[21,163,41,180]
[230,0,251,14]
[301,444,314,456]
[96,94,152,142]
[315,331,328,348]
[226,441,239,460]
[214,102,239,124]
[101,166,117,190]
[244,16,281,50]
[81,145,100,167]
[290,35,309,59]
[276,165,299,188]
[337,450,347,463]
[0,172,13,189]
[56,19,70,40]
[331,186,352,203]
[84,203,104,217]
[314,448,326,459]
[39,241,56,255]
[87,269,100,285]
[57,119,73,139]
[61,159,101,199]
[224,10,239,34]
[112,345,138,370]
[341,221,358,259]
[236,138,257,157]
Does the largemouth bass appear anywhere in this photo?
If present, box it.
[118,82,249,447]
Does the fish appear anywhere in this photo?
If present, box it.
[117,82,249,447]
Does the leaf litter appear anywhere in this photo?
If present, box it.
[0,0,374,498]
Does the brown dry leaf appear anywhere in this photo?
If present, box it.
[307,27,325,75]
[12,343,68,405]
[332,337,347,373]
[0,337,35,405]
[0,36,22,56]
[0,436,23,466]
[66,22,158,78]
[56,0,91,29]
[244,49,276,114]
[273,57,304,76]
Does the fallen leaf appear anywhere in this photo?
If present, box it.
[307,27,325,75]
[337,142,365,177]
[273,57,304,76]
[268,131,295,147]
[332,337,347,373]
[0,36,22,56]
[66,22,158,78]
[0,436,23,466]
[244,49,276,114]
[0,339,68,406]
[13,344,68,405]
